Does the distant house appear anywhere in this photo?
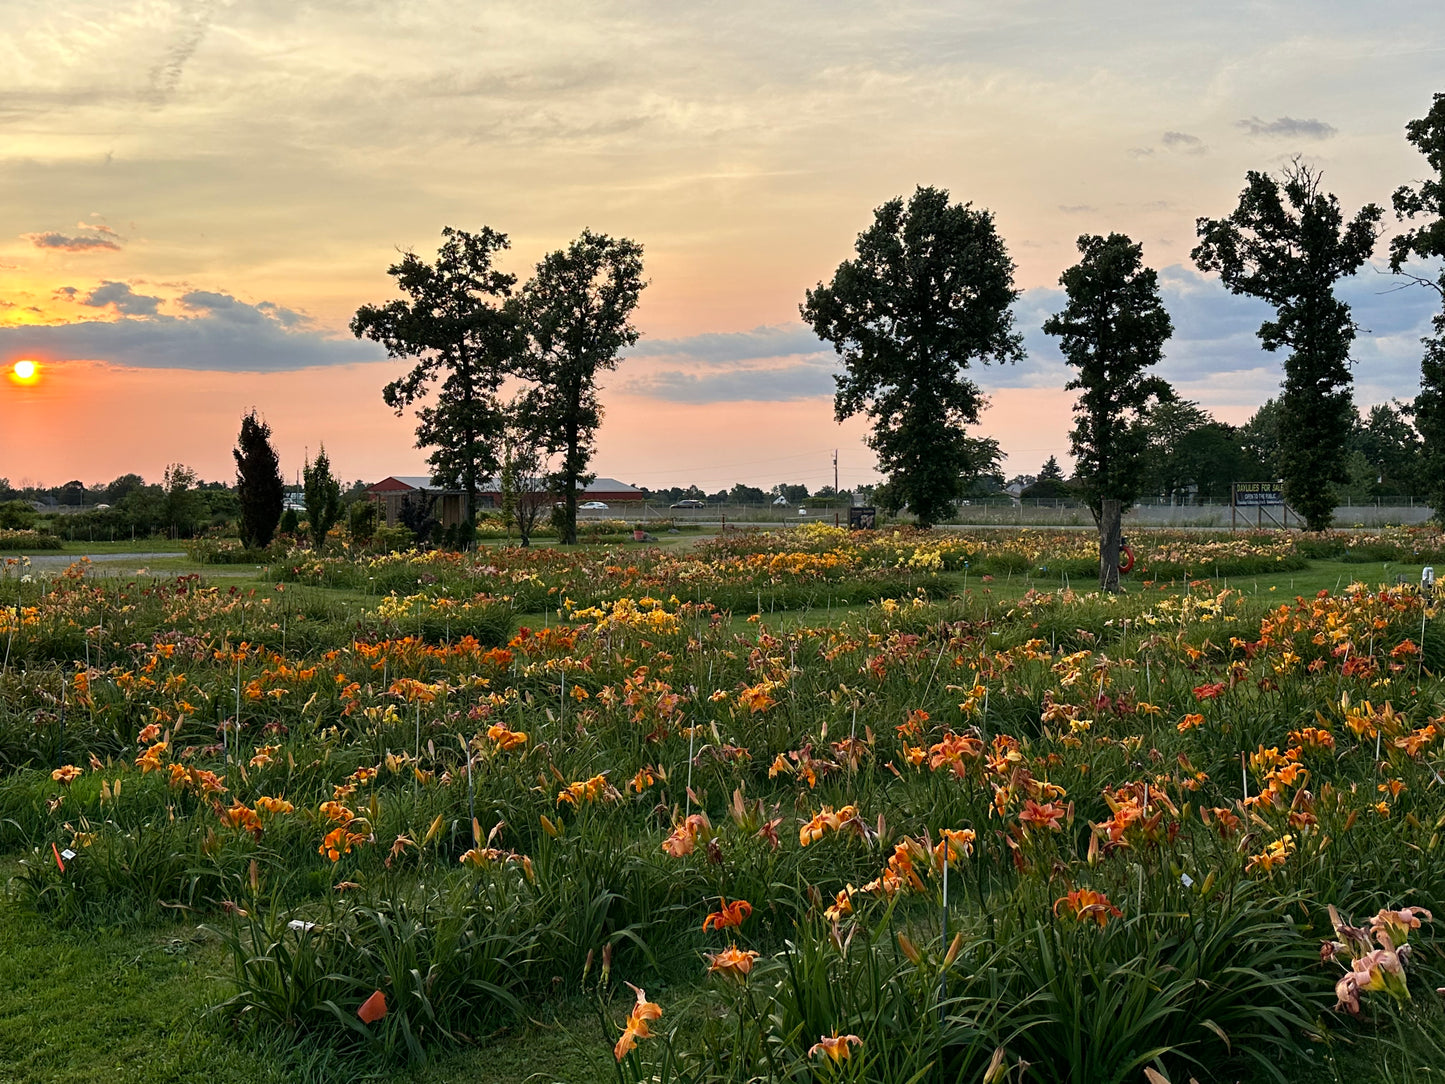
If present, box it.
[365,474,645,527]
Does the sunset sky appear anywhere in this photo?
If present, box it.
[1,1,1442,494]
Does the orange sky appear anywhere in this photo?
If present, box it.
[1,3,1441,491]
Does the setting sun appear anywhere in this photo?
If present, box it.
[11,359,38,383]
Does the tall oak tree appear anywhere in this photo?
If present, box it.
[1193,162,1381,530]
[802,186,1024,528]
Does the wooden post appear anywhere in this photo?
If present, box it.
[1099,499,1121,593]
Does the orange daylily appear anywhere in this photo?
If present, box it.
[1054,887,1121,927]
[613,982,663,1061]
[702,897,753,931]
[705,944,760,982]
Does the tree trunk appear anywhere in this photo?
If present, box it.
[1099,499,1121,593]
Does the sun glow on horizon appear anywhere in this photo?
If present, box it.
[10,359,38,385]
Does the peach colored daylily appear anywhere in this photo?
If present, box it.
[661,812,711,857]
[1371,906,1432,946]
[809,1031,862,1063]
[705,944,760,982]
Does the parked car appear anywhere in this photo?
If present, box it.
[670,499,706,509]
[579,501,609,510]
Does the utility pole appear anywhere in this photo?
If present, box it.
[833,450,838,497]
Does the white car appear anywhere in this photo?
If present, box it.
[579,501,609,510]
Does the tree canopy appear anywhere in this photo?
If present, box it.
[303,445,343,552]
[513,229,646,545]
[1193,162,1382,530]
[352,227,519,524]
[801,186,1024,527]
[1043,233,1174,517]
[1390,93,1445,526]
[233,411,283,548]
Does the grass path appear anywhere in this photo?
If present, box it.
[0,856,603,1083]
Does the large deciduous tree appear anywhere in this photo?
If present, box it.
[233,411,283,548]
[514,229,645,545]
[1045,233,1174,512]
[1043,233,1173,589]
[302,444,343,552]
[1389,92,1445,527]
[352,227,518,528]
[802,186,1024,528]
[1192,161,1382,531]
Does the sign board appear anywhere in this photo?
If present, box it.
[847,506,877,530]
[1233,482,1284,507]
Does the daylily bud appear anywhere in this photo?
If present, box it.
[897,933,922,965]
[982,1047,1007,1084]
[942,931,964,968]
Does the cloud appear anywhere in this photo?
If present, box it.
[1161,130,1205,153]
[626,324,829,365]
[0,290,382,372]
[179,289,309,329]
[1010,263,1437,410]
[24,231,122,252]
[1058,204,1097,214]
[146,0,217,106]
[76,221,118,236]
[622,358,838,403]
[1236,115,1337,140]
[641,266,1431,412]
[613,323,842,402]
[76,281,164,316]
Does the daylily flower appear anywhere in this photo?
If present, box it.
[1018,799,1066,832]
[808,1031,862,1063]
[824,886,855,922]
[613,982,662,1061]
[486,722,528,750]
[1054,888,1121,927]
[136,741,168,773]
[933,828,976,867]
[702,897,753,931]
[661,812,711,857]
[705,944,759,982]
[51,765,82,785]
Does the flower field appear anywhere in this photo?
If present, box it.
[1,528,1443,1083]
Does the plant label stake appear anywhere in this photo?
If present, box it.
[685,721,696,821]
[462,733,475,830]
